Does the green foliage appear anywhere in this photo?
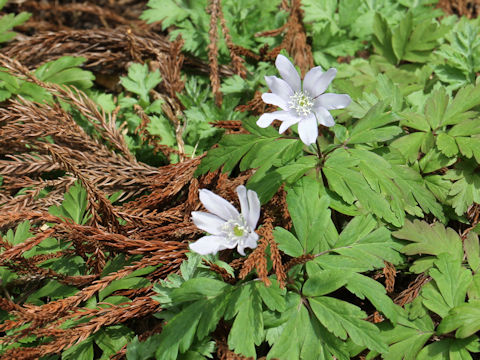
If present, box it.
[35,56,95,90]
[120,63,161,106]
[435,17,480,89]
[373,11,449,65]
[380,219,480,359]
[0,0,30,43]
[141,0,286,59]
[139,196,404,359]
[48,181,90,224]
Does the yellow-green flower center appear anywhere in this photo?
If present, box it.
[289,91,314,117]
[233,225,244,237]
[221,216,250,246]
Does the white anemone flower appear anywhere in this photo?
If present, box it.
[257,54,351,145]
[190,185,261,256]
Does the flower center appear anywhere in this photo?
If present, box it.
[233,225,244,237]
[222,216,250,246]
[289,91,314,117]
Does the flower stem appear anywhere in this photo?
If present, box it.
[315,138,322,159]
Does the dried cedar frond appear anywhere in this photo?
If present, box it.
[1,28,235,78]
[383,261,396,294]
[394,273,431,306]
[207,0,223,106]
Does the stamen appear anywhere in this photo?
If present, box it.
[221,215,250,246]
[289,91,313,117]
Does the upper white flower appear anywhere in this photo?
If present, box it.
[257,54,351,145]
[190,185,260,256]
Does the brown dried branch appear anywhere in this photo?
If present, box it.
[156,36,186,99]
[284,253,315,272]
[217,2,247,78]
[383,261,396,294]
[45,144,121,232]
[1,28,235,78]
[207,0,223,106]
[1,296,160,359]
[239,232,270,286]
[18,1,131,28]
[394,273,430,307]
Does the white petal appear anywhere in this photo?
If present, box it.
[314,107,335,127]
[246,189,261,229]
[261,92,289,110]
[314,93,351,110]
[265,76,294,101]
[298,113,319,145]
[236,185,249,220]
[199,189,239,221]
[279,115,301,133]
[190,235,231,255]
[237,232,259,256]
[257,110,296,128]
[236,186,261,230]
[191,211,225,235]
[275,54,301,92]
[303,67,337,98]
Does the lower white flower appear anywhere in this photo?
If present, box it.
[190,185,261,256]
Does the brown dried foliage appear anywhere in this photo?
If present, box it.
[207,0,223,106]
[437,0,480,18]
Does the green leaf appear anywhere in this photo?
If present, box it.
[419,148,456,174]
[390,132,427,163]
[416,336,479,360]
[0,11,31,44]
[391,165,445,222]
[468,273,480,300]
[227,283,263,358]
[155,301,204,360]
[35,56,94,89]
[170,278,230,303]
[436,133,459,157]
[48,181,89,224]
[443,82,480,125]
[267,293,349,360]
[309,296,388,353]
[445,161,480,215]
[348,102,401,144]
[424,88,449,130]
[372,13,397,64]
[196,118,280,176]
[120,63,161,104]
[286,177,332,253]
[5,220,33,246]
[455,136,480,163]
[141,0,189,28]
[126,334,161,360]
[465,232,480,272]
[99,277,150,301]
[303,270,349,297]
[369,316,434,360]
[323,148,405,226]
[392,12,413,62]
[346,273,402,324]
[62,338,93,360]
[273,227,303,257]
[421,254,472,317]
[257,281,286,312]
[438,300,480,338]
[315,216,403,272]
[95,325,134,359]
[394,220,463,264]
